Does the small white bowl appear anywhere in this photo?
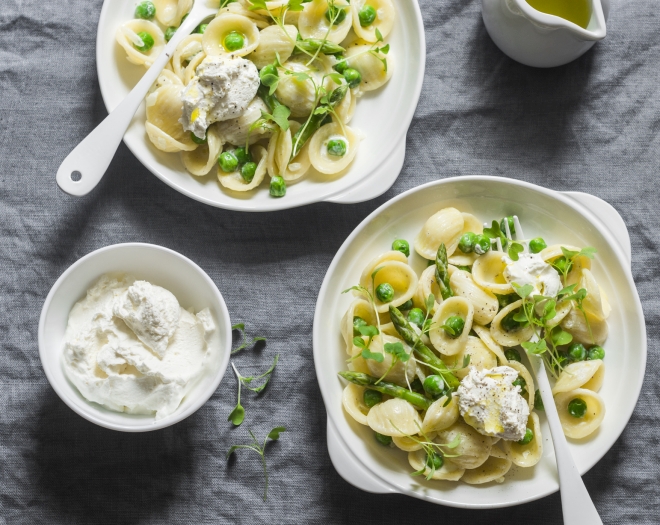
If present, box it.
[39,243,232,432]
[95,0,425,211]
[313,176,646,507]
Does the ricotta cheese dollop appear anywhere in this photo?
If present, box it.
[63,274,214,419]
[503,252,561,298]
[457,366,529,441]
[180,54,259,139]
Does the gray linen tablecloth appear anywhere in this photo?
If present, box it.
[1,0,658,523]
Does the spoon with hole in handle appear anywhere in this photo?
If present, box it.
[494,216,603,525]
[56,1,216,196]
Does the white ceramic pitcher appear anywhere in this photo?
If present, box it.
[482,0,610,67]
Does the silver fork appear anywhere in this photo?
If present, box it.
[493,216,603,525]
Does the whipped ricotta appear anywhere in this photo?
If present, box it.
[503,252,561,298]
[457,366,529,441]
[63,274,214,419]
[180,54,259,139]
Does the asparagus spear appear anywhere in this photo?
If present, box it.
[435,243,453,300]
[389,306,460,389]
[257,84,283,113]
[291,85,348,158]
[338,371,431,410]
[294,38,344,56]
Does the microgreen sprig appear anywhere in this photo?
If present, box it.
[232,323,266,355]
[228,355,279,426]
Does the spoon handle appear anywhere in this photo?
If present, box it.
[56,13,204,196]
[533,357,603,525]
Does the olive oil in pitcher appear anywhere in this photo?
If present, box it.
[526,0,591,29]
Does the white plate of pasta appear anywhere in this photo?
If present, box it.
[96,0,424,210]
[313,176,646,508]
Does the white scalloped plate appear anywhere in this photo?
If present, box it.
[313,176,646,508]
[95,0,425,211]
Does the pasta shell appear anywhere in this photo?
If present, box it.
[506,359,535,411]
[500,412,543,467]
[365,261,418,313]
[490,299,535,347]
[461,455,512,485]
[408,451,465,481]
[298,0,353,44]
[472,251,514,294]
[392,435,425,452]
[149,69,183,94]
[342,383,370,425]
[153,0,192,27]
[471,324,508,365]
[217,144,269,191]
[116,20,165,68]
[441,336,497,380]
[448,212,483,266]
[421,395,459,434]
[367,398,422,437]
[275,55,332,117]
[220,2,271,28]
[183,51,206,84]
[437,421,492,470]
[413,266,442,313]
[283,121,312,181]
[172,34,204,80]
[202,14,260,57]
[546,299,573,328]
[429,297,473,356]
[554,388,605,439]
[414,208,464,260]
[344,42,393,92]
[308,123,361,175]
[579,269,609,321]
[340,298,378,353]
[351,0,395,42]
[335,86,357,124]
[366,335,416,386]
[146,85,196,151]
[359,251,408,286]
[540,244,592,287]
[560,307,608,346]
[181,124,224,175]
[552,360,605,395]
[249,24,298,69]
[450,269,499,325]
[216,96,273,146]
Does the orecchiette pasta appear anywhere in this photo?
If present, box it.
[408,450,465,481]
[554,389,605,439]
[500,412,543,467]
[450,269,499,325]
[490,299,535,347]
[299,0,353,44]
[367,398,422,437]
[342,383,370,425]
[116,20,165,68]
[414,207,464,260]
[442,336,497,380]
[552,360,605,395]
[153,0,192,27]
[429,297,473,356]
[344,43,393,92]
[182,124,224,175]
[472,251,514,294]
[350,0,395,42]
[202,14,260,57]
[308,123,361,175]
[461,454,512,484]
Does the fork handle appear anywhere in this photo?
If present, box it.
[534,358,603,525]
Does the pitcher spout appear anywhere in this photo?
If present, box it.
[510,0,607,41]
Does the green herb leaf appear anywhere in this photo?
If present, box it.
[462,354,471,368]
[371,266,384,280]
[361,348,384,362]
[287,0,304,11]
[270,104,291,130]
[425,293,436,312]
[384,341,410,362]
[248,0,268,10]
[550,326,573,346]
[375,27,383,42]
[380,43,390,54]
[444,434,462,449]
[542,299,557,321]
[358,325,379,338]
[267,426,286,440]
[228,404,245,425]
[522,339,548,355]
[508,242,524,261]
[232,323,267,355]
[353,336,366,349]
[512,282,534,299]
[558,284,577,298]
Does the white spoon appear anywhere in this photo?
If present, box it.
[494,217,603,525]
[56,1,216,196]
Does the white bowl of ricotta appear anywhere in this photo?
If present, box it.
[39,243,232,432]
[313,176,646,507]
[94,0,425,211]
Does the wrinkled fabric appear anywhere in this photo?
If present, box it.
[0,0,658,523]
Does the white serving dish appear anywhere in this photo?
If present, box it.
[39,243,232,432]
[313,176,646,508]
[95,0,425,211]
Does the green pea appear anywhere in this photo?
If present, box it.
[442,316,465,338]
[270,175,286,197]
[513,376,527,396]
[358,4,377,26]
[363,389,383,408]
[529,237,547,254]
[392,239,410,257]
[496,293,518,309]
[374,432,392,446]
[195,23,208,34]
[376,283,394,303]
[343,68,362,88]
[234,147,251,165]
[587,345,605,360]
[517,428,534,445]
[423,375,445,398]
[134,32,155,52]
[327,138,347,157]
[165,26,177,42]
[135,1,156,19]
[504,348,521,362]
[458,232,477,254]
[407,308,425,327]
[534,389,544,411]
[241,162,257,183]
[568,343,587,361]
[260,64,279,87]
[500,216,516,236]
[568,398,587,418]
[426,451,444,470]
[473,234,491,255]
[353,316,368,335]
[552,256,569,274]
[501,309,522,332]
[218,151,238,172]
[333,57,348,74]
[224,31,244,51]
[399,299,413,311]
[325,6,347,25]
[190,132,207,145]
